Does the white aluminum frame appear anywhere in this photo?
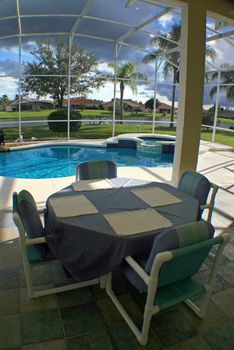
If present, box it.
[0,0,233,140]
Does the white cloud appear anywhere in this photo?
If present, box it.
[0,77,17,98]
[158,13,174,29]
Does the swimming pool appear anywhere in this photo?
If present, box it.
[0,145,174,179]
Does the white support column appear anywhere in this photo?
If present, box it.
[18,34,22,139]
[152,59,161,134]
[16,0,22,139]
[212,70,221,143]
[112,43,118,137]
[172,2,207,185]
[67,35,72,141]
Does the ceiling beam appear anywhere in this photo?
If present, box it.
[117,7,172,42]
[206,29,234,42]
[70,0,96,36]
[206,25,234,46]
[125,0,137,8]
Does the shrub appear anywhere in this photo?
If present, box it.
[202,111,214,126]
[48,110,81,132]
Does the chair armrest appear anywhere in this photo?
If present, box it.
[125,256,150,286]
[200,204,210,210]
[25,237,46,245]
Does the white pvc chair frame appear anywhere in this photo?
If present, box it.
[105,233,229,346]
[13,205,100,299]
[201,183,219,223]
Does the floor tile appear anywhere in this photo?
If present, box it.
[0,288,20,315]
[97,293,142,329]
[150,308,197,347]
[91,284,107,300]
[30,264,53,286]
[21,339,67,350]
[57,288,93,308]
[61,302,105,338]
[0,240,21,268]
[181,299,228,334]
[20,287,58,312]
[0,267,19,290]
[96,297,125,327]
[109,325,162,349]
[223,242,234,261]
[50,261,72,285]
[21,309,63,344]
[67,330,114,350]
[0,314,20,349]
[211,288,234,320]
[204,321,234,350]
[218,261,234,285]
[166,335,211,350]
[193,269,230,293]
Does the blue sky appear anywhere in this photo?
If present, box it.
[0,0,233,107]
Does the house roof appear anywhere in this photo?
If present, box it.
[158,103,172,110]
[8,99,53,106]
[64,98,99,105]
[102,100,145,109]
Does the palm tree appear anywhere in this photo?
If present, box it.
[143,23,216,128]
[209,67,234,101]
[107,62,147,122]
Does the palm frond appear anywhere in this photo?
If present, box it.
[205,45,216,62]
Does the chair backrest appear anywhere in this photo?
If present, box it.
[76,160,117,180]
[146,221,215,287]
[178,171,213,219]
[13,190,47,260]
[178,171,211,206]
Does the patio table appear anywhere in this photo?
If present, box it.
[45,178,199,282]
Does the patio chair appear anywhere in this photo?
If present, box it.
[105,221,229,345]
[178,171,218,222]
[75,160,117,181]
[13,190,99,298]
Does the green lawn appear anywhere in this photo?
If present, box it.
[1,109,233,127]
[0,110,54,120]
[0,109,163,121]
[3,123,233,147]
[1,109,233,147]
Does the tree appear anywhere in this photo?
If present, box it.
[22,37,102,109]
[143,23,216,128]
[145,97,160,111]
[107,62,147,122]
[209,66,234,101]
[0,95,9,111]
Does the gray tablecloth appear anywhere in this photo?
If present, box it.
[45,178,199,281]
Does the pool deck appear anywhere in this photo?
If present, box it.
[0,138,233,238]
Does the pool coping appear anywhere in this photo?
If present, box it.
[5,133,233,154]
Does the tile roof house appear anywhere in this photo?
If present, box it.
[63,98,100,110]
[102,100,145,111]
[6,99,54,111]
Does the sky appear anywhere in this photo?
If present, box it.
[0,0,233,108]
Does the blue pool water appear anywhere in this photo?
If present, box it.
[0,145,173,179]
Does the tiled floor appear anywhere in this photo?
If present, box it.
[0,224,233,349]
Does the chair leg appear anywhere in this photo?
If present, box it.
[105,273,152,346]
[185,291,210,319]
[100,275,107,289]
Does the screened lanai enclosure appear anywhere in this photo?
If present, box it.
[0,0,233,146]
